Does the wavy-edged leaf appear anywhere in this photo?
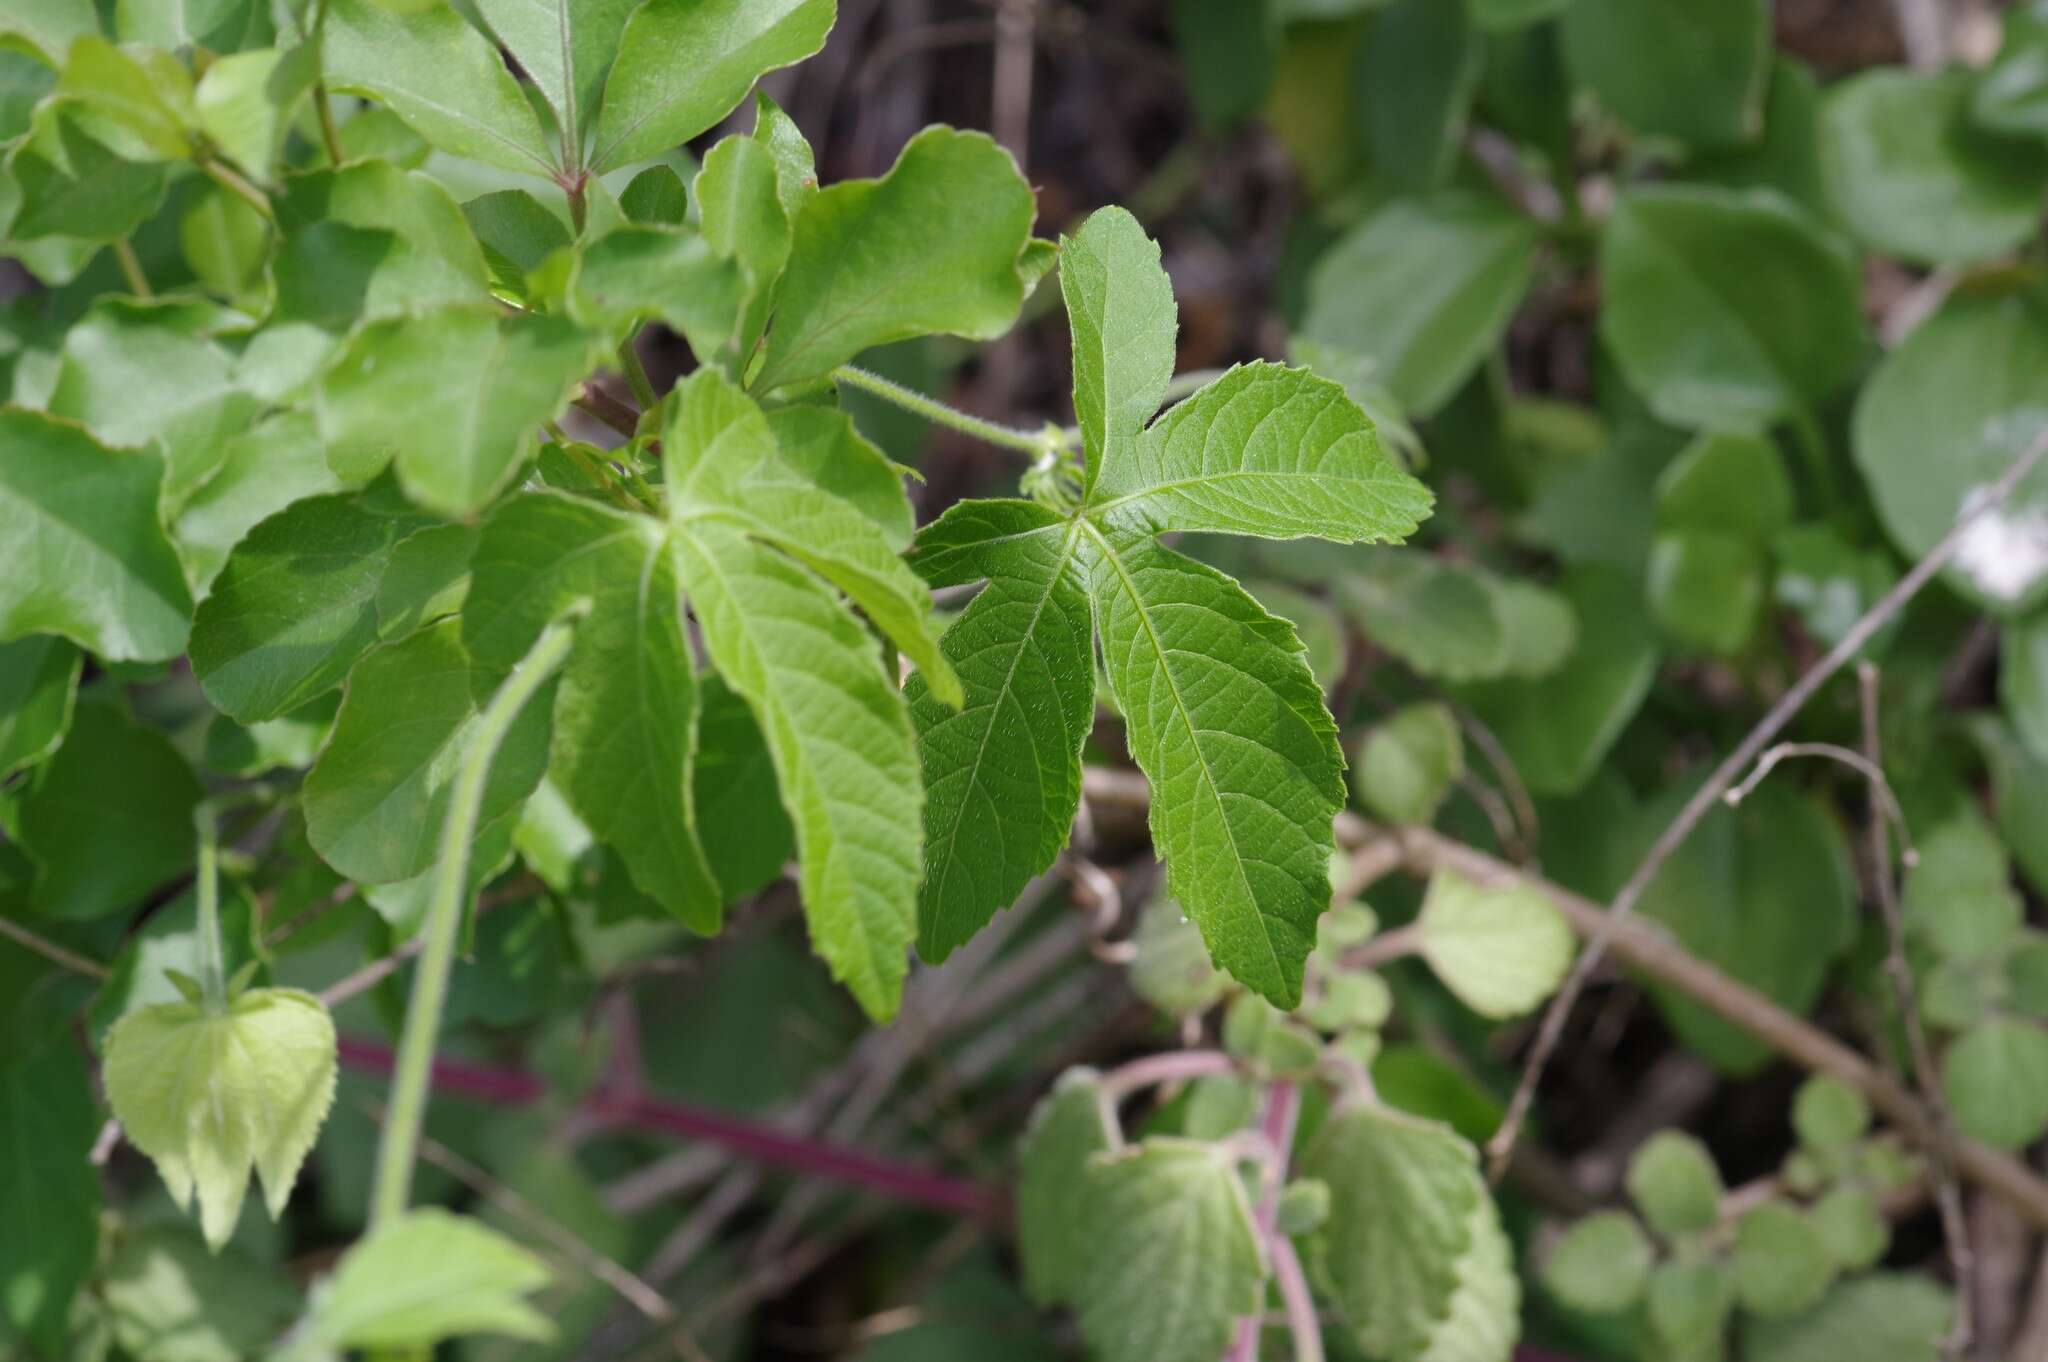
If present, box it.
[302,619,554,887]
[1086,529,1343,1007]
[591,0,835,173]
[323,0,555,177]
[189,487,431,724]
[754,127,1038,390]
[908,501,1093,960]
[1417,1189,1519,1362]
[0,407,192,663]
[1070,1139,1265,1362]
[1015,1067,1117,1306]
[103,987,337,1250]
[1061,205,1176,499]
[1090,362,1433,543]
[295,1208,552,1352]
[316,304,600,517]
[464,492,721,931]
[542,224,744,357]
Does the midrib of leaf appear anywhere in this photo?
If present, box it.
[1078,518,1286,991]
[923,521,1081,915]
[452,322,518,495]
[555,0,577,166]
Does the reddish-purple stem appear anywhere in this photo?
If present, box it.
[336,1035,1004,1222]
[1096,1048,1238,1098]
[1227,1080,1302,1362]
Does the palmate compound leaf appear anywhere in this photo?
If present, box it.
[461,492,722,932]
[103,987,338,1251]
[665,370,945,1021]
[1068,1139,1267,1362]
[1302,1101,1516,1362]
[909,206,1430,1004]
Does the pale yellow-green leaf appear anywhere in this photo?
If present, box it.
[1416,868,1574,1018]
[104,987,337,1250]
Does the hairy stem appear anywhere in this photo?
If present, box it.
[1488,421,2048,1178]
[193,805,227,1012]
[1228,1081,1302,1362]
[618,335,660,410]
[1273,1236,1325,1362]
[367,605,585,1228]
[831,364,1056,459]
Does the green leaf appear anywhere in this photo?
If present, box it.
[1600,185,1866,430]
[1358,0,1481,192]
[1061,204,1177,501]
[753,126,1037,390]
[0,634,77,780]
[1460,567,1657,796]
[1821,68,2048,268]
[907,501,1094,961]
[374,523,476,640]
[189,487,431,724]
[317,304,600,517]
[697,133,792,372]
[2004,613,2048,761]
[670,371,958,707]
[1943,1015,2048,1149]
[303,619,554,888]
[89,882,258,1040]
[1658,430,1794,540]
[542,223,745,354]
[1354,701,1463,826]
[1649,530,1767,654]
[1854,293,2048,615]
[1416,1193,1519,1362]
[693,673,795,904]
[113,0,259,51]
[54,36,194,162]
[1247,580,1348,688]
[1170,0,1278,132]
[1302,192,1539,417]
[619,164,688,225]
[1631,780,1855,1073]
[1416,867,1573,1018]
[663,374,923,1018]
[1734,1202,1835,1317]
[0,1043,100,1354]
[193,42,316,183]
[0,407,192,662]
[295,1208,551,1351]
[751,90,816,216]
[1694,56,1829,216]
[1092,362,1434,544]
[1543,1210,1652,1314]
[1626,1130,1724,1236]
[1015,1067,1116,1306]
[1302,1102,1489,1360]
[1903,811,2020,960]
[271,162,492,333]
[1069,1139,1265,1362]
[1127,894,1232,1017]
[473,0,636,162]
[104,1226,299,1362]
[1792,1075,1870,1152]
[463,188,573,302]
[592,0,835,170]
[1810,1187,1888,1272]
[48,298,263,511]
[1088,532,1343,1008]
[104,987,337,1250]
[1741,1273,1952,1362]
[1335,548,1507,681]
[1562,0,1769,148]
[766,405,915,550]
[463,493,721,931]
[1773,523,1899,655]
[1977,3,2048,137]
[14,701,202,921]
[323,0,555,177]
[5,104,167,242]
[0,0,96,66]
[1647,1259,1733,1361]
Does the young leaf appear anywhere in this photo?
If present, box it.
[1543,1210,1653,1314]
[906,502,1094,960]
[0,1043,101,1354]
[1810,1186,1888,1272]
[288,1208,552,1353]
[1069,1139,1266,1362]
[1733,1202,1836,1316]
[1417,1192,1520,1362]
[472,0,636,163]
[463,493,722,931]
[542,223,745,354]
[104,987,338,1250]
[1302,1102,1490,1360]
[323,0,556,177]
[1792,1075,1871,1152]
[316,304,600,517]
[1740,1273,1953,1362]
[271,162,492,334]
[1061,205,1177,499]
[1015,1067,1117,1306]
[1416,868,1574,1018]
[1354,700,1464,826]
[1942,1015,2048,1149]
[753,126,1039,390]
[1562,0,1769,148]
[1626,1130,1724,1236]
[0,408,193,663]
[194,43,317,184]
[6,105,169,243]
[697,133,792,372]
[1647,1259,1733,1360]
[591,0,835,173]
[189,487,433,724]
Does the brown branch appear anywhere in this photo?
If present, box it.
[1075,766,2048,1228]
[1861,663,1973,1358]
[1489,423,2048,1178]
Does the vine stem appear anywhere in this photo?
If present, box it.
[193,804,227,1011]
[112,239,151,299]
[199,157,275,221]
[0,915,108,981]
[367,604,586,1229]
[1487,421,2048,1180]
[830,364,1057,459]
[618,336,660,410]
[1096,1048,1238,1099]
[1075,766,2048,1229]
[1228,1081,1302,1362]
